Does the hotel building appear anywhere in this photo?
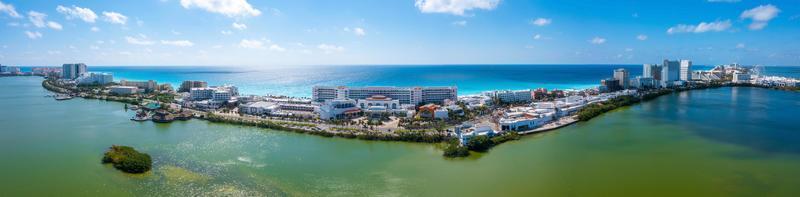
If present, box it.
[312,86,457,105]
[120,80,159,91]
[680,60,692,81]
[62,63,87,80]
[495,90,533,103]
[179,80,208,92]
[643,64,662,81]
[613,68,629,89]
[661,59,681,87]
[77,73,114,85]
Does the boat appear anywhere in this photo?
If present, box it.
[131,110,151,121]
[55,94,73,101]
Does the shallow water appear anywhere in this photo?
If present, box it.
[1,76,799,196]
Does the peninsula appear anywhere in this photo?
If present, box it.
[26,61,800,158]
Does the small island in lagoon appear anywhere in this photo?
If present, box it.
[102,145,153,174]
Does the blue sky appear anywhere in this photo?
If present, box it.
[0,0,798,66]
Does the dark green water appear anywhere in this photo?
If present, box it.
[1,77,800,196]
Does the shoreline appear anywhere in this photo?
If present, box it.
[35,76,800,158]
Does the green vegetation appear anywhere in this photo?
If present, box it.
[443,132,522,157]
[576,95,640,121]
[442,138,469,158]
[204,113,448,143]
[102,145,152,174]
[466,135,493,152]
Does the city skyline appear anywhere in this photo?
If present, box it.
[0,0,799,66]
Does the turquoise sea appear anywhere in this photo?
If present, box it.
[55,65,797,97]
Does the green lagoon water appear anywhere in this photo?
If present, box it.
[2,76,800,196]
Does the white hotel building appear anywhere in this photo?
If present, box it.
[312,86,457,105]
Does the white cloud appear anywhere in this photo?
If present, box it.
[56,5,97,23]
[25,31,42,39]
[415,0,499,16]
[590,37,606,44]
[102,11,128,25]
[736,43,745,49]
[344,27,366,36]
[530,18,552,26]
[740,4,780,30]
[353,27,366,36]
[636,34,648,40]
[625,48,634,52]
[221,30,233,35]
[27,12,61,30]
[0,1,21,18]
[318,44,344,54]
[232,22,247,30]
[172,30,182,35]
[667,20,731,34]
[708,0,740,2]
[47,21,62,30]
[533,34,542,40]
[180,0,261,18]
[91,27,100,32]
[239,39,264,49]
[268,44,285,52]
[451,20,467,26]
[161,40,195,47]
[28,11,47,28]
[125,34,154,45]
[90,45,100,50]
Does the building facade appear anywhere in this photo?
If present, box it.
[613,68,629,89]
[680,60,692,81]
[62,63,87,80]
[312,86,457,105]
[631,76,656,90]
[661,59,681,87]
[643,64,662,81]
[600,78,621,92]
[318,99,361,120]
[496,90,533,103]
[120,80,158,91]
[109,86,139,95]
[77,72,113,85]
[179,81,208,92]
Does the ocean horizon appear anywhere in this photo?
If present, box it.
[18,64,798,97]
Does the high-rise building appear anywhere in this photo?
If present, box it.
[661,59,680,87]
[680,60,692,81]
[600,78,621,92]
[179,80,208,92]
[62,63,87,80]
[643,64,662,81]
[613,68,630,89]
[120,80,158,91]
[77,72,114,85]
[312,86,457,105]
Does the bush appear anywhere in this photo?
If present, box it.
[466,135,493,152]
[443,138,470,158]
[102,145,152,174]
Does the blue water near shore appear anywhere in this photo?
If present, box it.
[34,65,800,97]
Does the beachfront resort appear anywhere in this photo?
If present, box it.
[6,60,800,156]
